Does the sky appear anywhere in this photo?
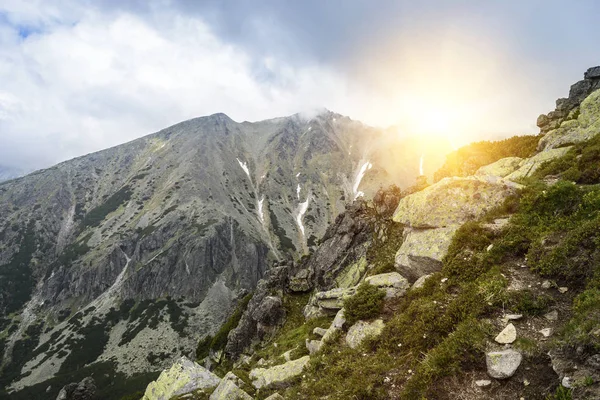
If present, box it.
[0,0,599,171]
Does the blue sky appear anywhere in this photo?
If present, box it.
[0,0,599,170]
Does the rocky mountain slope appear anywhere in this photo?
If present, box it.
[0,110,453,398]
[127,66,600,400]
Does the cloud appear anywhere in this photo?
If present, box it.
[0,0,599,171]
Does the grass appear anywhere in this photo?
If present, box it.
[81,185,132,229]
[343,282,385,326]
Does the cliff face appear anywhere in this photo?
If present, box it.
[0,110,450,395]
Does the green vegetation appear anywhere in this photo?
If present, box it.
[434,134,541,182]
[534,134,600,184]
[268,207,296,253]
[81,185,132,229]
[343,282,385,326]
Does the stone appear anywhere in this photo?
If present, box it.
[306,339,323,355]
[541,280,552,289]
[486,349,523,379]
[393,175,522,228]
[394,226,459,283]
[537,114,550,128]
[559,287,569,294]
[412,274,432,289]
[56,377,97,400]
[545,310,559,321]
[501,314,523,324]
[322,309,346,343]
[209,373,252,400]
[313,327,328,337]
[142,356,220,400]
[495,323,517,344]
[476,157,523,178]
[315,287,357,310]
[475,379,492,387]
[249,356,310,389]
[506,147,573,181]
[345,319,385,349]
[585,66,600,80]
[264,394,285,400]
[365,272,410,298]
[540,328,553,337]
[288,269,312,292]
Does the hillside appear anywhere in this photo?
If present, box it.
[118,67,600,400]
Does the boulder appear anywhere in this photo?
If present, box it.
[56,377,97,400]
[249,356,310,389]
[505,147,572,181]
[289,269,312,292]
[306,339,323,355]
[322,309,346,343]
[486,349,522,379]
[365,272,409,298]
[314,287,357,311]
[475,157,523,178]
[393,176,521,228]
[394,226,458,283]
[313,327,328,337]
[209,372,252,400]
[494,323,517,344]
[142,356,220,400]
[345,319,385,349]
[412,274,432,289]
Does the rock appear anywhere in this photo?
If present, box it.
[56,377,97,400]
[313,327,328,337]
[540,328,553,337]
[345,319,385,349]
[486,349,523,379]
[306,339,323,355]
[541,280,552,289]
[585,66,600,80]
[558,287,569,294]
[545,310,559,321]
[365,272,409,298]
[289,269,312,292]
[562,376,573,389]
[412,274,432,289]
[475,379,492,387]
[322,309,346,343]
[394,226,458,283]
[142,356,220,400]
[476,157,523,178]
[495,323,517,344]
[501,314,523,324]
[393,176,521,228]
[209,373,252,400]
[505,147,572,181]
[537,114,551,128]
[264,394,285,400]
[314,287,357,311]
[482,218,510,232]
[586,354,600,370]
[249,356,310,389]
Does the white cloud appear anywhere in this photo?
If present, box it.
[0,5,351,169]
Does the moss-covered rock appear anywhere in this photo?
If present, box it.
[142,356,220,400]
[364,272,409,298]
[475,156,523,177]
[505,146,573,180]
[249,355,310,389]
[393,176,521,228]
[345,319,385,349]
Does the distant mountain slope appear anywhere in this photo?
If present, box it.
[0,110,451,395]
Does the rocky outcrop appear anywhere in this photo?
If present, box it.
[55,377,97,400]
[345,319,385,349]
[486,349,522,379]
[209,372,252,400]
[538,88,600,151]
[504,147,572,180]
[537,66,600,133]
[393,176,521,228]
[364,272,409,298]
[393,176,520,282]
[475,157,523,178]
[142,356,220,400]
[249,355,310,389]
[224,266,289,360]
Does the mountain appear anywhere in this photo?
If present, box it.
[117,66,600,400]
[0,110,453,397]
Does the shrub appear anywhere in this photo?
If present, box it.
[343,282,386,325]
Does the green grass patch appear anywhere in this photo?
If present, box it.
[343,282,385,326]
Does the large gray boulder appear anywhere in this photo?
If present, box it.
[365,272,409,298]
[393,176,521,228]
[475,157,523,178]
[142,356,220,400]
[486,349,522,379]
[345,319,385,349]
[249,356,311,389]
[209,372,252,400]
[505,147,572,181]
[56,377,97,400]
